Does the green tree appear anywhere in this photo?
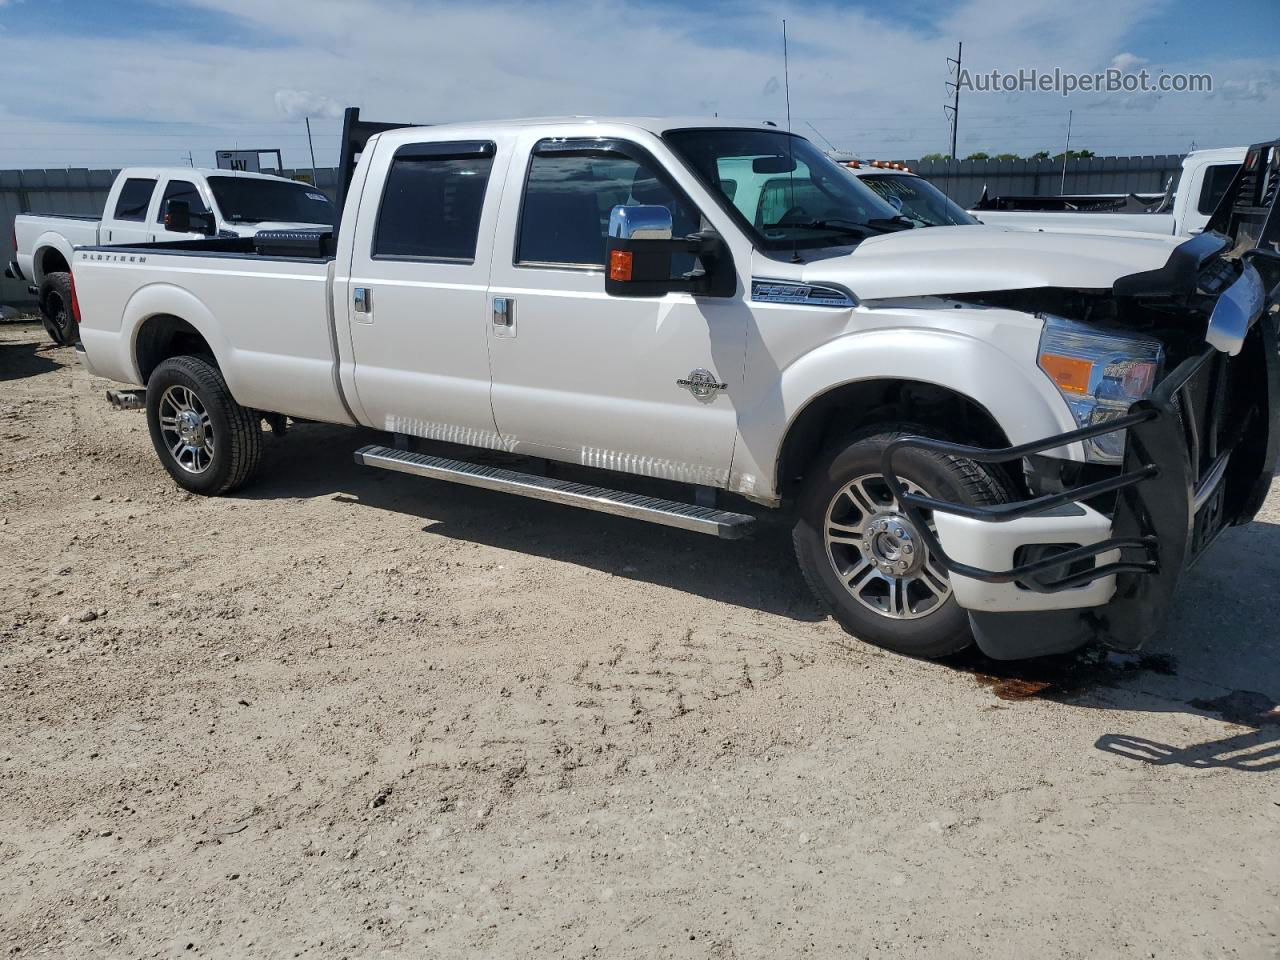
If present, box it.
[964,151,991,161]
[1053,149,1096,161]
[992,152,1022,162]
[1030,150,1051,160]
[919,152,949,162]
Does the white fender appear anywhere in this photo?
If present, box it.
[30,232,76,284]
[732,325,1081,502]
[84,283,232,390]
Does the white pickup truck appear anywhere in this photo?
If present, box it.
[970,146,1245,237]
[70,117,1280,661]
[5,166,336,344]
[843,160,978,228]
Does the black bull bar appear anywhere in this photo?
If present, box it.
[879,319,1279,654]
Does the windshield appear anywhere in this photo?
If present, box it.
[207,176,336,226]
[856,173,978,228]
[664,129,903,256]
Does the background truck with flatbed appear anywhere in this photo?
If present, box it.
[69,115,1280,661]
[969,146,1245,238]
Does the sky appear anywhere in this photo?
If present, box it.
[0,0,1276,170]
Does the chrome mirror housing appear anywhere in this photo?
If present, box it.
[1206,262,1264,356]
[608,204,673,241]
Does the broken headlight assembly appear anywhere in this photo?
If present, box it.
[1037,315,1164,464]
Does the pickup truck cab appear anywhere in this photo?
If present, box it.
[71,118,1280,661]
[6,166,336,344]
[841,159,978,228]
[970,146,1245,237]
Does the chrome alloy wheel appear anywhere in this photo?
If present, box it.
[157,385,214,474]
[823,473,952,620]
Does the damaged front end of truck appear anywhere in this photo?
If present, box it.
[887,139,1280,659]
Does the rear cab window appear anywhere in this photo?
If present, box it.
[373,141,496,261]
[113,178,158,222]
[1197,163,1239,216]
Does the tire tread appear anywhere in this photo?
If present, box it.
[148,355,263,495]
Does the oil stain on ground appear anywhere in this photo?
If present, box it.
[945,645,1178,702]
[951,645,1280,728]
[1188,690,1280,727]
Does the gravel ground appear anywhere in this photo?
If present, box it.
[1,321,1278,959]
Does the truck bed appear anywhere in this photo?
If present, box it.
[73,237,350,425]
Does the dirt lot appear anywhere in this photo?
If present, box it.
[1,320,1277,959]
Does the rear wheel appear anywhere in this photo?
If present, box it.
[145,356,263,495]
[793,428,1012,658]
[39,272,78,346]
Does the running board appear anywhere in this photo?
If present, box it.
[354,444,754,539]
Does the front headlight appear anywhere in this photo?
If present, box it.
[1037,315,1164,464]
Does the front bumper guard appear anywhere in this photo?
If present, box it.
[882,345,1237,654]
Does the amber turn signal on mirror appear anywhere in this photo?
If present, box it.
[609,250,633,282]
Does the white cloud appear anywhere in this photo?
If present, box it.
[0,0,1274,169]
[1110,52,1148,72]
[274,89,343,121]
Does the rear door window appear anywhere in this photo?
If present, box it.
[113,178,157,222]
[372,142,496,261]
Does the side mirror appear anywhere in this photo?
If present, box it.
[604,204,734,298]
[164,199,216,235]
[164,199,192,233]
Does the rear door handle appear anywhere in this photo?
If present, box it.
[353,287,373,319]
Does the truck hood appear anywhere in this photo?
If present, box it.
[798,225,1185,301]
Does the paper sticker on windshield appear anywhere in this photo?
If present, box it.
[306,192,327,202]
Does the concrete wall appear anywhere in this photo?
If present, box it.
[908,154,1185,209]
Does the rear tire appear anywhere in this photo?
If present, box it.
[39,272,78,346]
[145,356,263,495]
[793,427,1012,659]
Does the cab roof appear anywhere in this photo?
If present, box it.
[376,116,787,138]
[118,166,310,184]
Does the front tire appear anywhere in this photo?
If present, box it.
[145,356,263,495]
[39,272,78,346]
[793,428,1011,659]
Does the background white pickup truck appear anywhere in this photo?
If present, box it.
[5,166,335,344]
[969,146,1244,237]
[70,117,1280,662]
[842,160,978,228]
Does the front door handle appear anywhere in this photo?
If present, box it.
[493,296,513,326]
[492,296,516,338]
[353,287,373,315]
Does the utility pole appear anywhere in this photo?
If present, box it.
[305,117,319,186]
[185,150,194,168]
[1059,109,1073,194]
[944,41,962,159]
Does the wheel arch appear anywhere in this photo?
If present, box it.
[775,378,1025,501]
[134,314,219,384]
[123,284,232,386]
[732,328,1082,503]
[33,237,74,285]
